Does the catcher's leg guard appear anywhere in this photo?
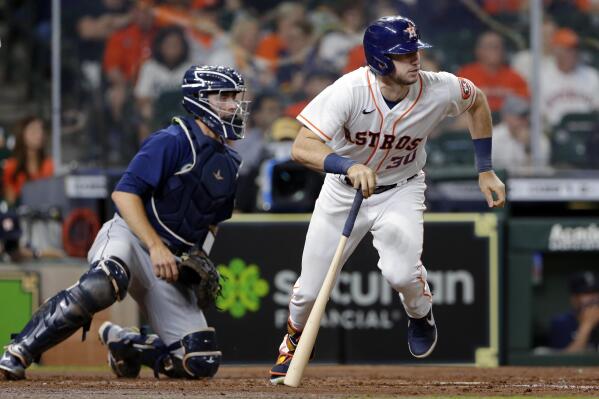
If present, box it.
[0,350,25,380]
[180,328,221,378]
[99,325,221,379]
[2,257,129,379]
[152,328,222,379]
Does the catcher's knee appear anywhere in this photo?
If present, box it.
[79,256,130,308]
[181,328,221,378]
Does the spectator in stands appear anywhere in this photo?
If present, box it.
[482,0,527,15]
[256,117,323,212]
[150,0,228,63]
[343,43,366,74]
[457,31,529,113]
[255,2,307,71]
[255,116,298,211]
[208,14,274,90]
[66,0,132,89]
[491,95,549,171]
[2,117,53,206]
[276,21,316,93]
[511,17,557,84]
[315,1,364,73]
[550,271,599,352]
[539,28,599,127]
[135,26,190,141]
[232,92,282,212]
[265,116,299,158]
[0,208,64,262]
[103,4,157,123]
[546,0,596,33]
[284,68,339,118]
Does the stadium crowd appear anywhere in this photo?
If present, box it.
[0,0,598,211]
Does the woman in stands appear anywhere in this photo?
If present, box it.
[2,116,53,206]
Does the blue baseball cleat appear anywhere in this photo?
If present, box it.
[407,308,437,358]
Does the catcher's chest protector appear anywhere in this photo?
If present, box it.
[148,116,241,250]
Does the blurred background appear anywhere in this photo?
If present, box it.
[0,0,598,368]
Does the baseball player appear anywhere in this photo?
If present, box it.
[0,65,250,380]
[270,16,506,384]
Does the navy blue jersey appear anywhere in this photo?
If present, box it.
[115,116,241,252]
[549,311,599,350]
[116,125,192,197]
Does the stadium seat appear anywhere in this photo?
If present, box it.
[426,130,474,167]
[550,112,599,168]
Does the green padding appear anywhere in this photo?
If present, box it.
[0,280,34,347]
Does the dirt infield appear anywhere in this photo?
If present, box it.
[1,365,599,398]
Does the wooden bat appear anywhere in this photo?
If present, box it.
[284,190,364,387]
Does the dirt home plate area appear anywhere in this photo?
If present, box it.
[1,365,599,398]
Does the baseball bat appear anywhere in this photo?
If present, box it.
[284,189,364,387]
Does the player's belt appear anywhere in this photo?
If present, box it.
[344,173,418,195]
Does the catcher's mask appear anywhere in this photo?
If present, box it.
[182,65,250,140]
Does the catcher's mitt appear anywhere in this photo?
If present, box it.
[178,249,222,310]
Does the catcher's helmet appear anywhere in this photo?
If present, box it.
[363,16,432,75]
[182,65,250,140]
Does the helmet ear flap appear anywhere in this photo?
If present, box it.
[374,54,394,75]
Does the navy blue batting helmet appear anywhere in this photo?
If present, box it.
[182,65,250,140]
[363,16,432,75]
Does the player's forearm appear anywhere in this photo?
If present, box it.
[466,88,492,139]
[111,191,164,250]
[563,323,594,353]
[466,88,494,174]
[291,130,333,172]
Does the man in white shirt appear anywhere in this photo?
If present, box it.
[492,95,550,171]
[540,28,599,127]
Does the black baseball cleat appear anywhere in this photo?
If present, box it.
[99,321,163,378]
[0,350,26,380]
[407,308,437,358]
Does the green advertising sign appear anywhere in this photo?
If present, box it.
[0,273,38,347]
[217,258,269,318]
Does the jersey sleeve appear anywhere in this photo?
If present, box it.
[440,72,478,117]
[296,78,353,142]
[115,129,190,196]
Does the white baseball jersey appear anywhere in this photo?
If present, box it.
[297,67,477,185]
[539,61,599,126]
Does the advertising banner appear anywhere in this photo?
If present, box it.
[206,214,499,365]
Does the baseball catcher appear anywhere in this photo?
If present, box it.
[0,65,250,380]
